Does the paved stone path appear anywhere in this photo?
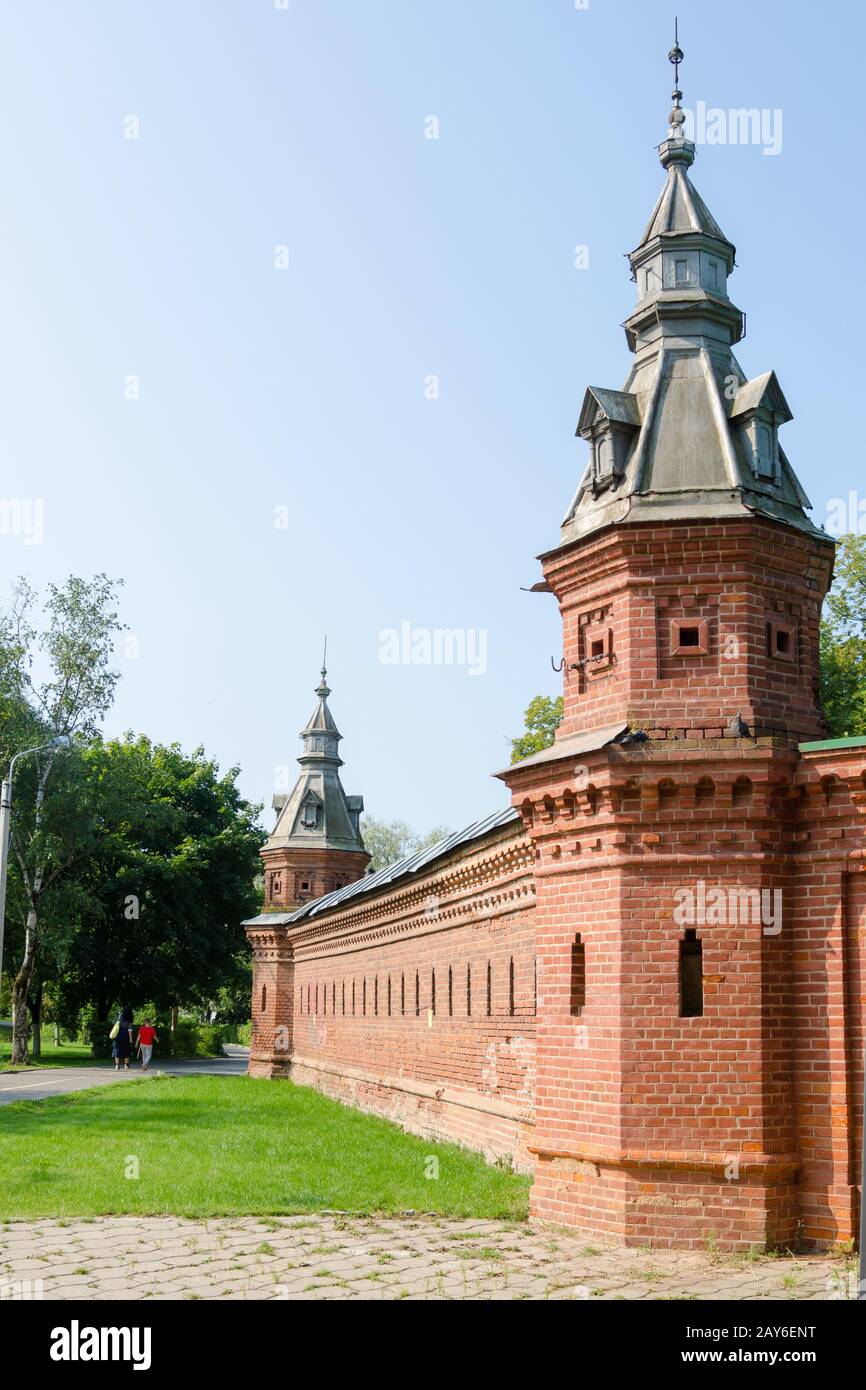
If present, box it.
[0,1214,854,1301]
[0,1048,249,1104]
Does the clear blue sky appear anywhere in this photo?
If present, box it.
[1,0,861,835]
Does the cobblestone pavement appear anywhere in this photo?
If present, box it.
[0,1215,854,1301]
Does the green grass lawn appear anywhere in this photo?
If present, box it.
[0,1074,530,1221]
[0,1039,101,1072]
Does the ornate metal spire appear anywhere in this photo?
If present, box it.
[667,18,685,138]
[660,19,694,168]
[316,635,330,698]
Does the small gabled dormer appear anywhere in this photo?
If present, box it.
[730,371,792,486]
[346,794,364,836]
[577,388,640,497]
[298,789,323,832]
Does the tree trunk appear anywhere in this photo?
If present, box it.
[11,909,38,1065]
[170,1005,179,1033]
[10,759,53,1066]
[29,981,42,1058]
[54,1021,61,1046]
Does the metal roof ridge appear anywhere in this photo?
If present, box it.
[288,805,522,923]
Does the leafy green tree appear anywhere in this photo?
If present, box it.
[820,534,866,737]
[0,588,45,765]
[511,695,563,763]
[360,817,452,873]
[2,575,124,1062]
[52,735,264,1039]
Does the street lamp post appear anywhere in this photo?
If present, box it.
[0,736,72,1007]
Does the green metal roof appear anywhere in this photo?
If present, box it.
[798,736,866,752]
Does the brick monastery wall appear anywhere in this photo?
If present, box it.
[249,819,538,1170]
[791,746,866,1246]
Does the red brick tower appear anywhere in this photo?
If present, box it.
[246,662,369,1076]
[259,663,369,913]
[500,42,855,1249]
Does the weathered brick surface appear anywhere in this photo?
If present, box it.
[261,846,370,913]
[790,748,866,1246]
[247,926,294,1079]
[546,516,834,743]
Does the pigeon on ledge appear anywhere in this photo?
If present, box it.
[617,729,649,747]
[730,711,752,739]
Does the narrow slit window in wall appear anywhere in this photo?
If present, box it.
[679,930,704,1017]
[570,935,586,1016]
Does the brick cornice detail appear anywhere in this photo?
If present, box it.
[285,829,534,956]
[295,879,537,962]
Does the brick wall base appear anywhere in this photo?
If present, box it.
[530,1152,800,1250]
[290,1054,534,1173]
[248,1050,292,1080]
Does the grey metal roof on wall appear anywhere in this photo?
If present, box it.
[283,805,521,924]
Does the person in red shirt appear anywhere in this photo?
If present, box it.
[136,1020,159,1071]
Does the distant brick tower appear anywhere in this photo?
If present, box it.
[247,662,369,1077]
[261,662,369,913]
[500,37,861,1250]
